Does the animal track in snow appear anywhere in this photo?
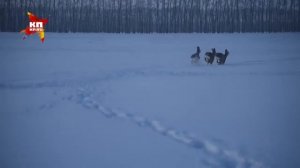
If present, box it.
[71,87,265,168]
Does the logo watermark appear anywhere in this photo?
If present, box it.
[20,12,48,43]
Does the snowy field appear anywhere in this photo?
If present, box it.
[0,32,300,168]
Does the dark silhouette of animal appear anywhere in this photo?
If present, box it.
[215,49,229,65]
[205,48,216,64]
[191,46,201,64]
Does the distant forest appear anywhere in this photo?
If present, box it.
[1,0,300,33]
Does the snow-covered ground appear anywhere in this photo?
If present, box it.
[0,32,300,168]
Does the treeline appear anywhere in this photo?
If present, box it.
[0,0,300,33]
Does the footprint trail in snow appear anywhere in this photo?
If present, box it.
[72,87,265,168]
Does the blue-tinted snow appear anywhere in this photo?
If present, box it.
[0,33,300,168]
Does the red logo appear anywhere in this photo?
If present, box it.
[20,12,48,43]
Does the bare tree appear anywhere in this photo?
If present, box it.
[0,0,299,33]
